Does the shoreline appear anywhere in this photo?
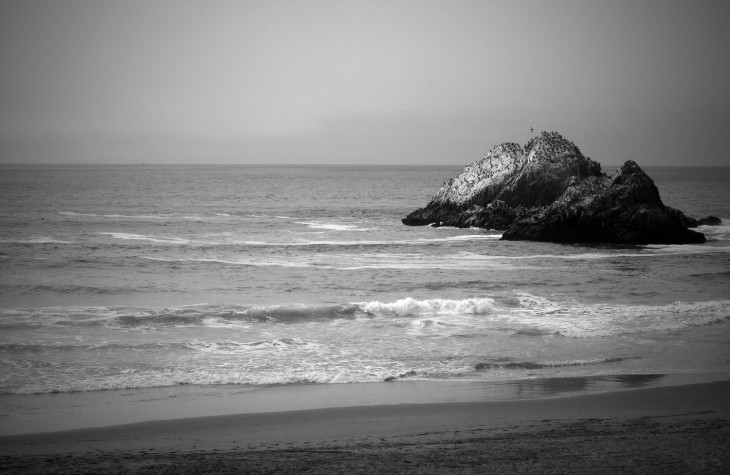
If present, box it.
[1,377,729,472]
[3,371,730,437]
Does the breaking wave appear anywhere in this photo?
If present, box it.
[295,221,377,232]
[359,297,498,316]
[695,221,729,241]
[0,354,648,395]
[2,296,728,337]
[3,295,729,395]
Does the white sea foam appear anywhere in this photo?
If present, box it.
[290,239,394,246]
[187,338,318,354]
[502,295,730,338]
[359,297,498,317]
[356,295,730,338]
[424,234,503,242]
[295,221,376,232]
[3,296,729,394]
[695,221,729,240]
[94,233,508,249]
[6,297,726,336]
[101,232,192,245]
[0,354,652,394]
[5,368,393,394]
[265,235,497,247]
[260,235,500,246]
[156,255,338,269]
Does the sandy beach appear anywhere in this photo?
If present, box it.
[2,377,729,474]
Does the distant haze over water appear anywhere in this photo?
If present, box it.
[2,1,730,166]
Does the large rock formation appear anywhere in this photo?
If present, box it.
[403,132,707,244]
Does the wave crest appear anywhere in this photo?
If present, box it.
[2,297,728,337]
[359,297,497,317]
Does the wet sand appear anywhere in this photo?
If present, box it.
[2,378,730,473]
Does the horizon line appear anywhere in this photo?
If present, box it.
[3,162,725,168]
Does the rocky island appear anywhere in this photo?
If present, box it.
[403,132,714,244]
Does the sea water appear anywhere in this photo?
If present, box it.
[0,165,729,396]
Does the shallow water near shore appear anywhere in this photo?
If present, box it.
[1,164,729,427]
[2,370,729,436]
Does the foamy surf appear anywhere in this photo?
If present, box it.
[2,294,729,395]
[0,353,651,395]
[100,232,193,245]
[359,297,498,316]
[694,220,729,240]
[2,296,728,337]
[2,165,729,397]
[295,221,377,232]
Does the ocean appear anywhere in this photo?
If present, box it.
[1,164,729,399]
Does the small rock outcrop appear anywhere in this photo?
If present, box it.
[403,132,709,244]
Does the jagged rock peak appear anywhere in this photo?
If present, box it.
[403,131,713,244]
[607,159,662,206]
[402,131,604,227]
[431,141,525,207]
[493,141,524,157]
[429,132,600,209]
[524,131,584,163]
[501,159,706,244]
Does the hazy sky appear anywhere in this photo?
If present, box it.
[1,0,729,165]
